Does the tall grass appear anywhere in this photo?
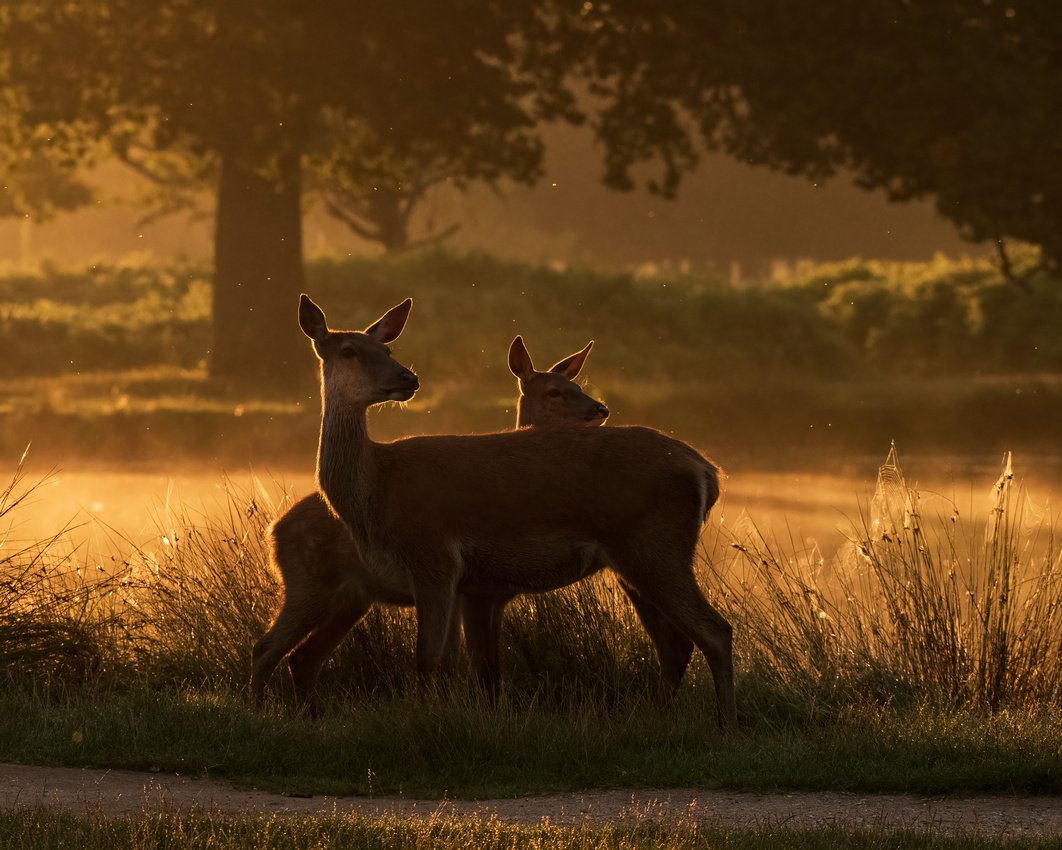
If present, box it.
[721,445,1062,715]
[0,449,129,686]
[3,445,1062,720]
[119,476,285,688]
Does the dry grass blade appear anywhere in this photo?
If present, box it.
[713,445,1062,714]
[0,448,129,684]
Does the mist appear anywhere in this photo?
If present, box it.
[0,125,972,273]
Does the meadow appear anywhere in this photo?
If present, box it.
[2,249,1062,847]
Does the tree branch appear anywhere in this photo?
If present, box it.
[995,239,1046,293]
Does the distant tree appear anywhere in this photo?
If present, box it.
[0,103,94,223]
[0,152,93,223]
[1,1,577,392]
[579,1,1062,281]
[107,111,216,229]
[308,106,543,253]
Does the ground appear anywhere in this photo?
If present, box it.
[3,763,1062,836]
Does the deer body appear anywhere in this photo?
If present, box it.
[300,295,736,731]
[320,425,713,590]
[251,333,611,710]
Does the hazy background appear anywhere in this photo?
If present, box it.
[0,124,972,274]
[0,121,1031,564]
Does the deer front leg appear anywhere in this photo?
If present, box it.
[460,591,506,703]
[412,574,460,690]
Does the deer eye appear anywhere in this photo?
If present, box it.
[341,346,357,359]
[548,389,562,398]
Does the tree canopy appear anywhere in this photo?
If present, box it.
[582,1,1061,277]
[2,0,581,390]
[2,0,1058,389]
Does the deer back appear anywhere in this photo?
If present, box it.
[366,425,716,548]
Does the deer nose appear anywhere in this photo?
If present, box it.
[385,369,419,401]
[589,402,609,423]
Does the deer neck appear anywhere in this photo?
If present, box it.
[315,395,377,540]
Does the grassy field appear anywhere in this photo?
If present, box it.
[2,447,1060,795]
[3,251,1062,846]
[6,809,1060,850]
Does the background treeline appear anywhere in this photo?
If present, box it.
[0,248,1056,382]
[1,249,1059,468]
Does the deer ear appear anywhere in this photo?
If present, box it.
[365,298,412,344]
[549,341,593,380]
[508,336,535,382]
[299,294,329,341]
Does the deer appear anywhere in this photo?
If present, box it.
[250,334,610,711]
[298,294,737,731]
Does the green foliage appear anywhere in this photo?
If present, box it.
[3,252,1062,466]
[306,249,854,388]
[0,256,210,376]
[580,3,1062,269]
[3,251,1062,388]
[786,250,1062,375]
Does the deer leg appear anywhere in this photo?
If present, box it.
[613,550,736,732]
[288,596,370,716]
[647,582,735,731]
[438,595,465,676]
[620,582,695,702]
[460,592,506,702]
[250,593,331,706]
[412,575,460,689]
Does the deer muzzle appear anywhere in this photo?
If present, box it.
[587,402,609,425]
[384,369,420,401]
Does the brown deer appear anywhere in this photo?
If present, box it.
[298,294,737,730]
[250,334,610,711]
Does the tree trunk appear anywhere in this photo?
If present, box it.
[212,146,312,396]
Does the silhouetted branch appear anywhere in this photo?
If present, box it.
[995,239,1048,293]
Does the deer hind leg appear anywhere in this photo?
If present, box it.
[612,544,736,732]
[411,569,462,692]
[439,595,466,676]
[287,595,372,716]
[620,582,695,702]
[251,591,333,706]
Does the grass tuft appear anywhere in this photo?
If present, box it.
[0,449,129,687]
[718,445,1062,719]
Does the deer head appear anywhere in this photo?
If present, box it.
[299,294,419,408]
[508,336,609,428]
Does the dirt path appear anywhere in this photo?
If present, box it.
[3,762,1062,836]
